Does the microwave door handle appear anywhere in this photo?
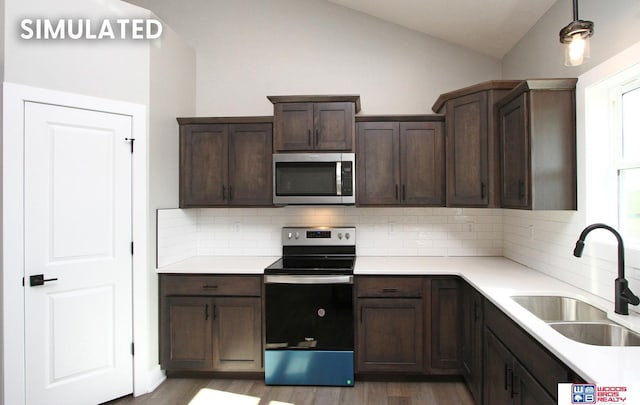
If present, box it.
[336,162,342,196]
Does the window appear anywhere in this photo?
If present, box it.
[613,82,640,243]
[584,51,640,253]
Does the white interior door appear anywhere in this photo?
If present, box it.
[23,102,134,405]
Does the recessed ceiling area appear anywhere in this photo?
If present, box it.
[324,0,559,58]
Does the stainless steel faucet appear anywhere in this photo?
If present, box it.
[573,223,640,315]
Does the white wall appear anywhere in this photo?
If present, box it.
[0,0,4,399]
[2,0,197,397]
[144,18,195,385]
[502,0,640,79]
[4,0,151,105]
[501,2,640,314]
[128,0,502,116]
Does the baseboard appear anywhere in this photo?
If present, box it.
[134,365,166,397]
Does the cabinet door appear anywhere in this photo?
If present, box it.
[314,102,355,151]
[162,296,213,370]
[446,92,489,206]
[400,122,445,205]
[461,284,483,404]
[427,278,461,372]
[228,124,273,206]
[500,93,529,208]
[356,122,401,205]
[356,298,423,373]
[513,362,556,405]
[213,297,263,371]
[483,329,514,405]
[180,124,228,207]
[274,103,314,151]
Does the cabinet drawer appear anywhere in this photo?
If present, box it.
[356,277,423,298]
[160,274,262,297]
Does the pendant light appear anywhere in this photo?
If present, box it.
[559,0,594,66]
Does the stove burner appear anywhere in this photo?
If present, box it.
[264,226,356,275]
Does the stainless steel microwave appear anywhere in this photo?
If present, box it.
[273,153,355,205]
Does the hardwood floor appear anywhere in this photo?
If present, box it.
[105,378,475,405]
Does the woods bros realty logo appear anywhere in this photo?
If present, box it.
[19,18,163,40]
[570,384,630,404]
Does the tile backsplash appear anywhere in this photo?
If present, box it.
[157,206,639,314]
[157,207,503,265]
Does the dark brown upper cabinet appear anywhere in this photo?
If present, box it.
[178,117,273,207]
[268,95,360,152]
[432,81,521,207]
[356,116,445,206]
[496,79,577,210]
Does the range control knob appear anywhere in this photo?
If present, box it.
[345,232,351,240]
[338,233,343,240]
[294,232,300,240]
[287,232,293,240]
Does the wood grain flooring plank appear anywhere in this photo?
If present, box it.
[363,381,389,405]
[105,378,475,405]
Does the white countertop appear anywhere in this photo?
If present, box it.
[158,256,279,274]
[157,255,640,384]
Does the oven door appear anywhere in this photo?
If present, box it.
[264,274,354,386]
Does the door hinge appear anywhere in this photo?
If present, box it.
[125,137,135,154]
[131,342,135,356]
[131,241,134,256]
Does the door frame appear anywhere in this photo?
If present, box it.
[2,82,148,404]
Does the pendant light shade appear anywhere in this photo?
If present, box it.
[559,0,594,66]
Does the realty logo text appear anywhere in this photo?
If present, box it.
[572,384,628,403]
[20,18,163,40]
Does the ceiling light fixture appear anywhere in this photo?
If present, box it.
[559,0,594,66]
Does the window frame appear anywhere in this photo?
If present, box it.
[610,79,640,244]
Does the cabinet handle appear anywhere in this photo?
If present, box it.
[505,365,513,391]
[481,182,486,199]
[511,373,520,398]
[229,185,233,201]
[360,306,363,323]
[203,284,218,290]
[382,288,399,293]
[395,185,399,201]
[518,180,525,200]
[402,185,406,201]
[205,304,209,320]
[222,185,227,200]
[315,129,319,146]
[213,304,217,320]
[308,129,312,146]
[473,302,480,321]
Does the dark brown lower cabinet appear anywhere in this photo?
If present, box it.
[484,329,554,405]
[163,296,213,370]
[425,278,461,374]
[356,298,424,373]
[213,297,262,371]
[160,274,263,373]
[355,276,461,376]
[483,300,577,405]
[461,282,483,404]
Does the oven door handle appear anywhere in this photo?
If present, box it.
[264,275,353,284]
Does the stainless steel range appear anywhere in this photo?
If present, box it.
[264,226,356,386]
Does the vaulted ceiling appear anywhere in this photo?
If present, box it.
[128,0,560,59]
[324,0,559,58]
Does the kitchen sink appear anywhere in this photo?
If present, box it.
[511,295,608,322]
[549,322,640,347]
